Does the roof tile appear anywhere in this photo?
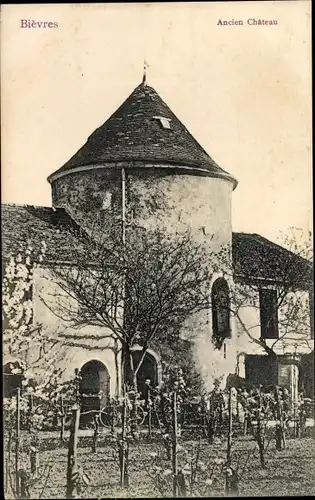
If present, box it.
[48,83,237,188]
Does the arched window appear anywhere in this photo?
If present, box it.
[211,278,231,349]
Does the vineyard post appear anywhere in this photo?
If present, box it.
[28,393,34,433]
[225,387,233,495]
[30,434,38,475]
[201,396,207,439]
[92,414,99,453]
[5,429,12,494]
[275,386,285,451]
[172,389,178,498]
[208,393,216,445]
[147,387,152,438]
[293,400,298,438]
[19,470,30,499]
[256,390,265,468]
[120,386,128,488]
[243,408,248,436]
[111,398,116,435]
[15,387,21,499]
[296,406,301,439]
[66,405,80,499]
[60,395,65,443]
[297,399,305,438]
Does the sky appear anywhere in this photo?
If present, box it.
[1,1,312,246]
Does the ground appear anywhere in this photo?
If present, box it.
[4,432,315,498]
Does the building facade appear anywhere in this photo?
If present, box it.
[2,78,313,404]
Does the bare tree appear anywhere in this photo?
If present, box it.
[42,222,224,392]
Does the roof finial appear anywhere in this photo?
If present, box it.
[142,59,149,85]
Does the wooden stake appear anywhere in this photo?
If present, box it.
[225,388,233,496]
[92,414,99,453]
[120,386,128,487]
[172,390,178,498]
[6,429,12,494]
[19,469,30,499]
[15,388,21,498]
[243,410,248,436]
[30,434,38,475]
[148,388,152,438]
[66,406,80,499]
[227,388,233,466]
[60,395,65,443]
[274,387,285,450]
[256,409,265,468]
[111,398,116,435]
[28,393,34,434]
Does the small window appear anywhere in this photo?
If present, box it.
[259,288,279,339]
[153,116,171,129]
[211,278,231,349]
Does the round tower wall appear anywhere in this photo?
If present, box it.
[51,166,232,251]
[127,168,232,251]
[51,165,236,389]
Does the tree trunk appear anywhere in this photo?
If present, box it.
[121,344,137,391]
[130,357,138,434]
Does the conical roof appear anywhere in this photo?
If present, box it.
[48,82,237,188]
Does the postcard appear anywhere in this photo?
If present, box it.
[1,2,313,498]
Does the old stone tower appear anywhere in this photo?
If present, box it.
[47,78,239,391]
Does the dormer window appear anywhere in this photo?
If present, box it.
[153,116,171,129]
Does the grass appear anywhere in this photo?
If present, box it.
[4,432,315,498]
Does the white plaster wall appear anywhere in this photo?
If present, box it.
[129,171,236,390]
[235,286,312,358]
[52,167,233,250]
[129,171,233,250]
[32,266,120,394]
[182,271,237,391]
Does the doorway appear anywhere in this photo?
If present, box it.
[79,360,110,425]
